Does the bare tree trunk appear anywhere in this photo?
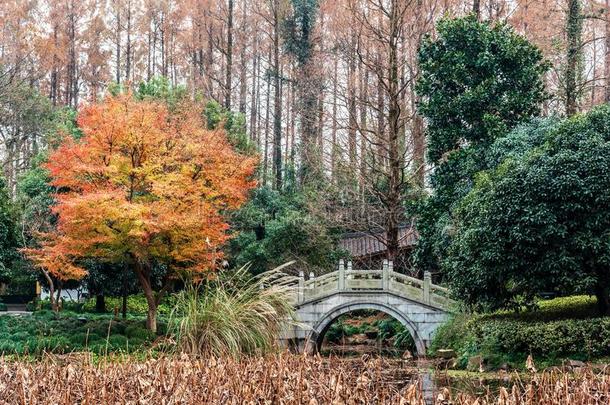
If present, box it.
[606,0,610,102]
[565,0,582,116]
[359,63,369,192]
[116,3,122,84]
[50,25,59,105]
[249,33,259,141]
[592,28,597,108]
[147,28,152,81]
[225,0,234,109]
[238,2,248,113]
[126,0,132,82]
[385,0,402,261]
[263,59,271,187]
[348,35,357,166]
[67,2,78,108]
[272,0,283,190]
[331,55,338,179]
[473,0,481,18]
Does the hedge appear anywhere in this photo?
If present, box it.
[430,296,610,368]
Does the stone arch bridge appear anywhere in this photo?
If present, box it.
[280,260,454,356]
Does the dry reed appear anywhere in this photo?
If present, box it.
[0,353,609,404]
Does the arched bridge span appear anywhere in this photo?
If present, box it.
[280,260,454,356]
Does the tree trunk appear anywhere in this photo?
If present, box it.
[348,34,357,166]
[386,0,403,262]
[116,4,121,84]
[473,0,481,18]
[595,284,610,315]
[249,33,259,141]
[146,303,157,333]
[225,0,234,109]
[605,0,610,102]
[412,107,426,187]
[126,0,132,82]
[134,261,158,333]
[122,271,128,319]
[272,0,283,190]
[95,295,106,313]
[565,0,582,116]
[263,63,271,187]
[359,62,369,193]
[42,270,58,313]
[330,55,338,179]
[122,294,127,319]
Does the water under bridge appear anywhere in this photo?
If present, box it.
[281,260,454,355]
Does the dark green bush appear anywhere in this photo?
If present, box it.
[125,324,155,341]
[82,294,175,316]
[68,332,90,347]
[431,296,609,369]
[0,311,154,355]
[108,334,128,349]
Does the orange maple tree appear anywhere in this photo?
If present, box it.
[25,94,257,331]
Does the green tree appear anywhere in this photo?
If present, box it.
[445,105,610,314]
[135,77,256,155]
[229,186,341,275]
[0,74,56,192]
[0,177,18,285]
[203,100,256,156]
[415,16,549,271]
[282,0,322,186]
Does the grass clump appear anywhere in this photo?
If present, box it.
[170,265,296,357]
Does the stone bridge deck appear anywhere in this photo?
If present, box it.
[281,260,454,355]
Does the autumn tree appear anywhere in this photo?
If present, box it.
[25,94,256,331]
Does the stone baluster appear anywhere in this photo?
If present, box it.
[338,259,345,291]
[309,271,315,291]
[423,271,431,304]
[346,261,353,289]
[382,260,390,291]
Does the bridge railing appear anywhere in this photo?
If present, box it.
[296,260,453,309]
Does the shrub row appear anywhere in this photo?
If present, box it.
[431,296,609,368]
[0,311,162,355]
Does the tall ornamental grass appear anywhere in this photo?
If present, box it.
[170,264,297,357]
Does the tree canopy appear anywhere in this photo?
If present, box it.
[415,15,549,271]
[445,105,610,314]
[0,177,18,285]
[25,94,257,330]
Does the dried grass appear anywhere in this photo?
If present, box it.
[0,353,609,404]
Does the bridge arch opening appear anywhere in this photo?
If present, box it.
[305,302,427,356]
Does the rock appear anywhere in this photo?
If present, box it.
[349,334,369,345]
[402,350,413,360]
[526,355,537,373]
[438,357,460,370]
[499,363,510,371]
[467,355,483,372]
[436,349,456,359]
[364,329,378,339]
[567,359,586,369]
